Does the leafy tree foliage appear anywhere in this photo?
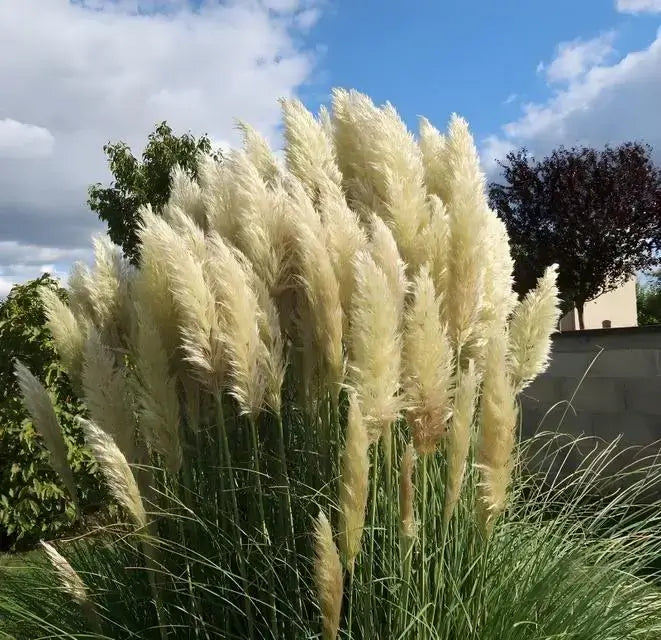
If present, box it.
[0,275,104,550]
[637,271,661,326]
[88,121,221,263]
[489,143,661,329]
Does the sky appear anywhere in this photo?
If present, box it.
[1,0,660,297]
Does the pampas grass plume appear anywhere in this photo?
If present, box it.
[476,332,518,532]
[313,511,343,640]
[403,266,454,455]
[338,393,370,572]
[443,360,479,525]
[15,360,78,505]
[508,264,561,392]
[349,250,401,441]
[79,418,147,529]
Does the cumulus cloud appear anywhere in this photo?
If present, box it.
[0,0,322,297]
[0,120,55,159]
[542,32,616,84]
[616,0,661,14]
[482,27,661,174]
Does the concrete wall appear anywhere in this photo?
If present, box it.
[558,277,638,331]
[521,326,661,476]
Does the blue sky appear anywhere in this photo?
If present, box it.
[299,0,661,168]
[306,1,654,136]
[0,0,660,295]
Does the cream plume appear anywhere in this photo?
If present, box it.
[338,393,370,571]
[508,264,561,392]
[15,361,78,505]
[206,232,268,416]
[403,266,454,455]
[132,303,182,472]
[349,250,401,441]
[476,332,518,532]
[313,511,343,640]
[82,327,136,461]
[443,360,480,525]
[79,417,147,529]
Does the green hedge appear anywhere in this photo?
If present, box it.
[0,274,105,550]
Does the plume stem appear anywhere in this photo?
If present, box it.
[248,413,278,637]
[217,396,255,637]
[367,445,379,626]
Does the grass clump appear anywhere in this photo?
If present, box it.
[2,89,661,639]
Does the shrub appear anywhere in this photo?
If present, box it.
[0,275,103,550]
[3,91,661,639]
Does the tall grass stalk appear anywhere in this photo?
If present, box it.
[4,89,661,640]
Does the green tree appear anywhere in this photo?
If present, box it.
[637,270,661,325]
[88,121,221,263]
[0,274,103,550]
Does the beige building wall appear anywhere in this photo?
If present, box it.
[559,277,638,331]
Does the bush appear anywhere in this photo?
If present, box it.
[2,92,661,639]
[0,275,104,550]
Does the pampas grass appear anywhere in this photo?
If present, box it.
[14,360,79,506]
[78,418,146,529]
[6,88,661,640]
[313,511,343,640]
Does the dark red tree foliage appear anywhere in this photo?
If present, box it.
[489,143,661,329]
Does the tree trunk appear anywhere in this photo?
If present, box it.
[576,301,585,330]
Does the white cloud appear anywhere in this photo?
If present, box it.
[544,33,615,84]
[503,93,518,105]
[0,0,322,294]
[616,0,661,14]
[482,28,661,175]
[0,119,55,159]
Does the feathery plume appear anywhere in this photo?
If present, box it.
[86,235,134,348]
[349,251,401,441]
[40,287,87,386]
[403,266,454,455]
[418,196,450,316]
[227,151,292,293]
[319,183,368,322]
[67,261,96,322]
[237,121,281,186]
[162,202,207,261]
[41,541,101,631]
[168,165,207,230]
[206,233,268,416]
[330,89,427,268]
[14,361,78,505]
[79,418,147,529]
[318,104,333,141]
[40,541,89,606]
[444,114,490,352]
[338,394,370,572]
[508,264,561,392]
[250,273,286,413]
[368,214,408,321]
[480,212,517,337]
[313,511,343,640]
[418,117,449,203]
[281,97,342,197]
[82,327,136,461]
[168,234,225,390]
[399,443,417,540]
[198,155,241,242]
[476,332,518,533]
[443,360,480,525]
[288,196,344,395]
[132,303,182,472]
